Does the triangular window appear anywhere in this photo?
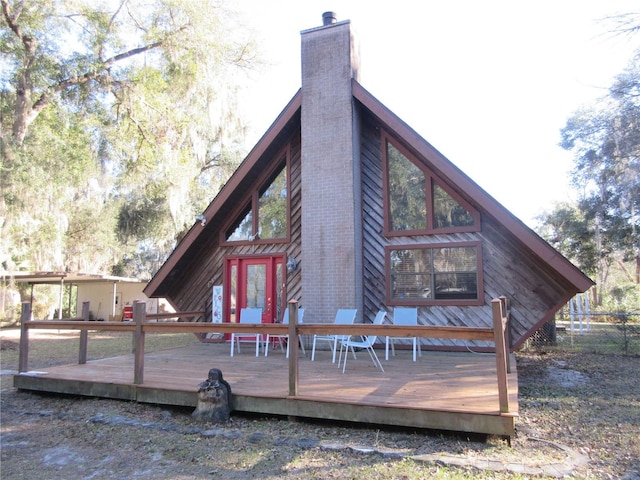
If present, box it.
[224,154,289,243]
[226,207,253,242]
[433,184,475,229]
[384,134,478,234]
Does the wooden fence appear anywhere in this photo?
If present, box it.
[17,297,512,414]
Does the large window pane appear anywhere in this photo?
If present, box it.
[390,248,433,299]
[258,167,287,239]
[388,143,426,231]
[433,246,477,299]
[390,246,478,302]
[433,184,474,228]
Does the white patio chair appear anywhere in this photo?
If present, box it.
[311,308,357,363]
[230,308,263,357]
[264,308,305,357]
[385,307,422,361]
[338,310,386,373]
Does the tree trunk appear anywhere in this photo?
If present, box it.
[13,73,31,145]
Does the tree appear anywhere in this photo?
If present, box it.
[540,51,640,305]
[1,0,257,276]
[2,0,253,145]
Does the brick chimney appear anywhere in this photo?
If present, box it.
[300,13,363,322]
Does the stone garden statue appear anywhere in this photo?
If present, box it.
[192,368,231,423]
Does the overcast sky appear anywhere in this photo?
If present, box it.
[232,1,639,228]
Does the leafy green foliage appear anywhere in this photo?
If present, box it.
[540,50,640,305]
[1,0,257,277]
[538,203,598,276]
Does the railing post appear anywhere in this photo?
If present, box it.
[133,301,146,385]
[288,300,299,397]
[491,298,510,414]
[78,301,90,364]
[499,296,511,373]
[18,302,31,373]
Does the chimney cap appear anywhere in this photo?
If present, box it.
[322,11,337,26]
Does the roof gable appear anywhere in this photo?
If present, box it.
[352,79,594,292]
[144,91,301,297]
[146,80,593,298]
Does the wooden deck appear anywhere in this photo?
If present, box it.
[14,341,518,438]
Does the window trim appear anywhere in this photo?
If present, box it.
[221,146,291,246]
[382,131,480,236]
[385,241,484,306]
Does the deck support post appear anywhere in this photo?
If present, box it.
[491,298,510,414]
[78,301,90,364]
[288,300,299,397]
[18,302,31,373]
[133,301,146,385]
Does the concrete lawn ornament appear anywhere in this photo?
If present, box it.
[192,368,231,423]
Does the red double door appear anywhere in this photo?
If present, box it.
[225,256,285,326]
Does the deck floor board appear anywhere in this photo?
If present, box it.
[14,341,518,436]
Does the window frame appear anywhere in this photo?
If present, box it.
[385,241,484,306]
[221,146,290,245]
[382,132,480,236]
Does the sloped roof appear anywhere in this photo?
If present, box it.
[144,81,594,298]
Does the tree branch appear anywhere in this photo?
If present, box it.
[21,32,179,144]
[2,0,37,56]
[100,0,128,59]
[36,22,189,108]
[103,40,164,68]
[1,0,22,38]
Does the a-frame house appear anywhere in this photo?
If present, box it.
[144,13,594,352]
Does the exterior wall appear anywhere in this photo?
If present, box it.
[300,20,363,323]
[359,112,573,348]
[76,282,159,320]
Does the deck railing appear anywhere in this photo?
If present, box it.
[17,297,513,414]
